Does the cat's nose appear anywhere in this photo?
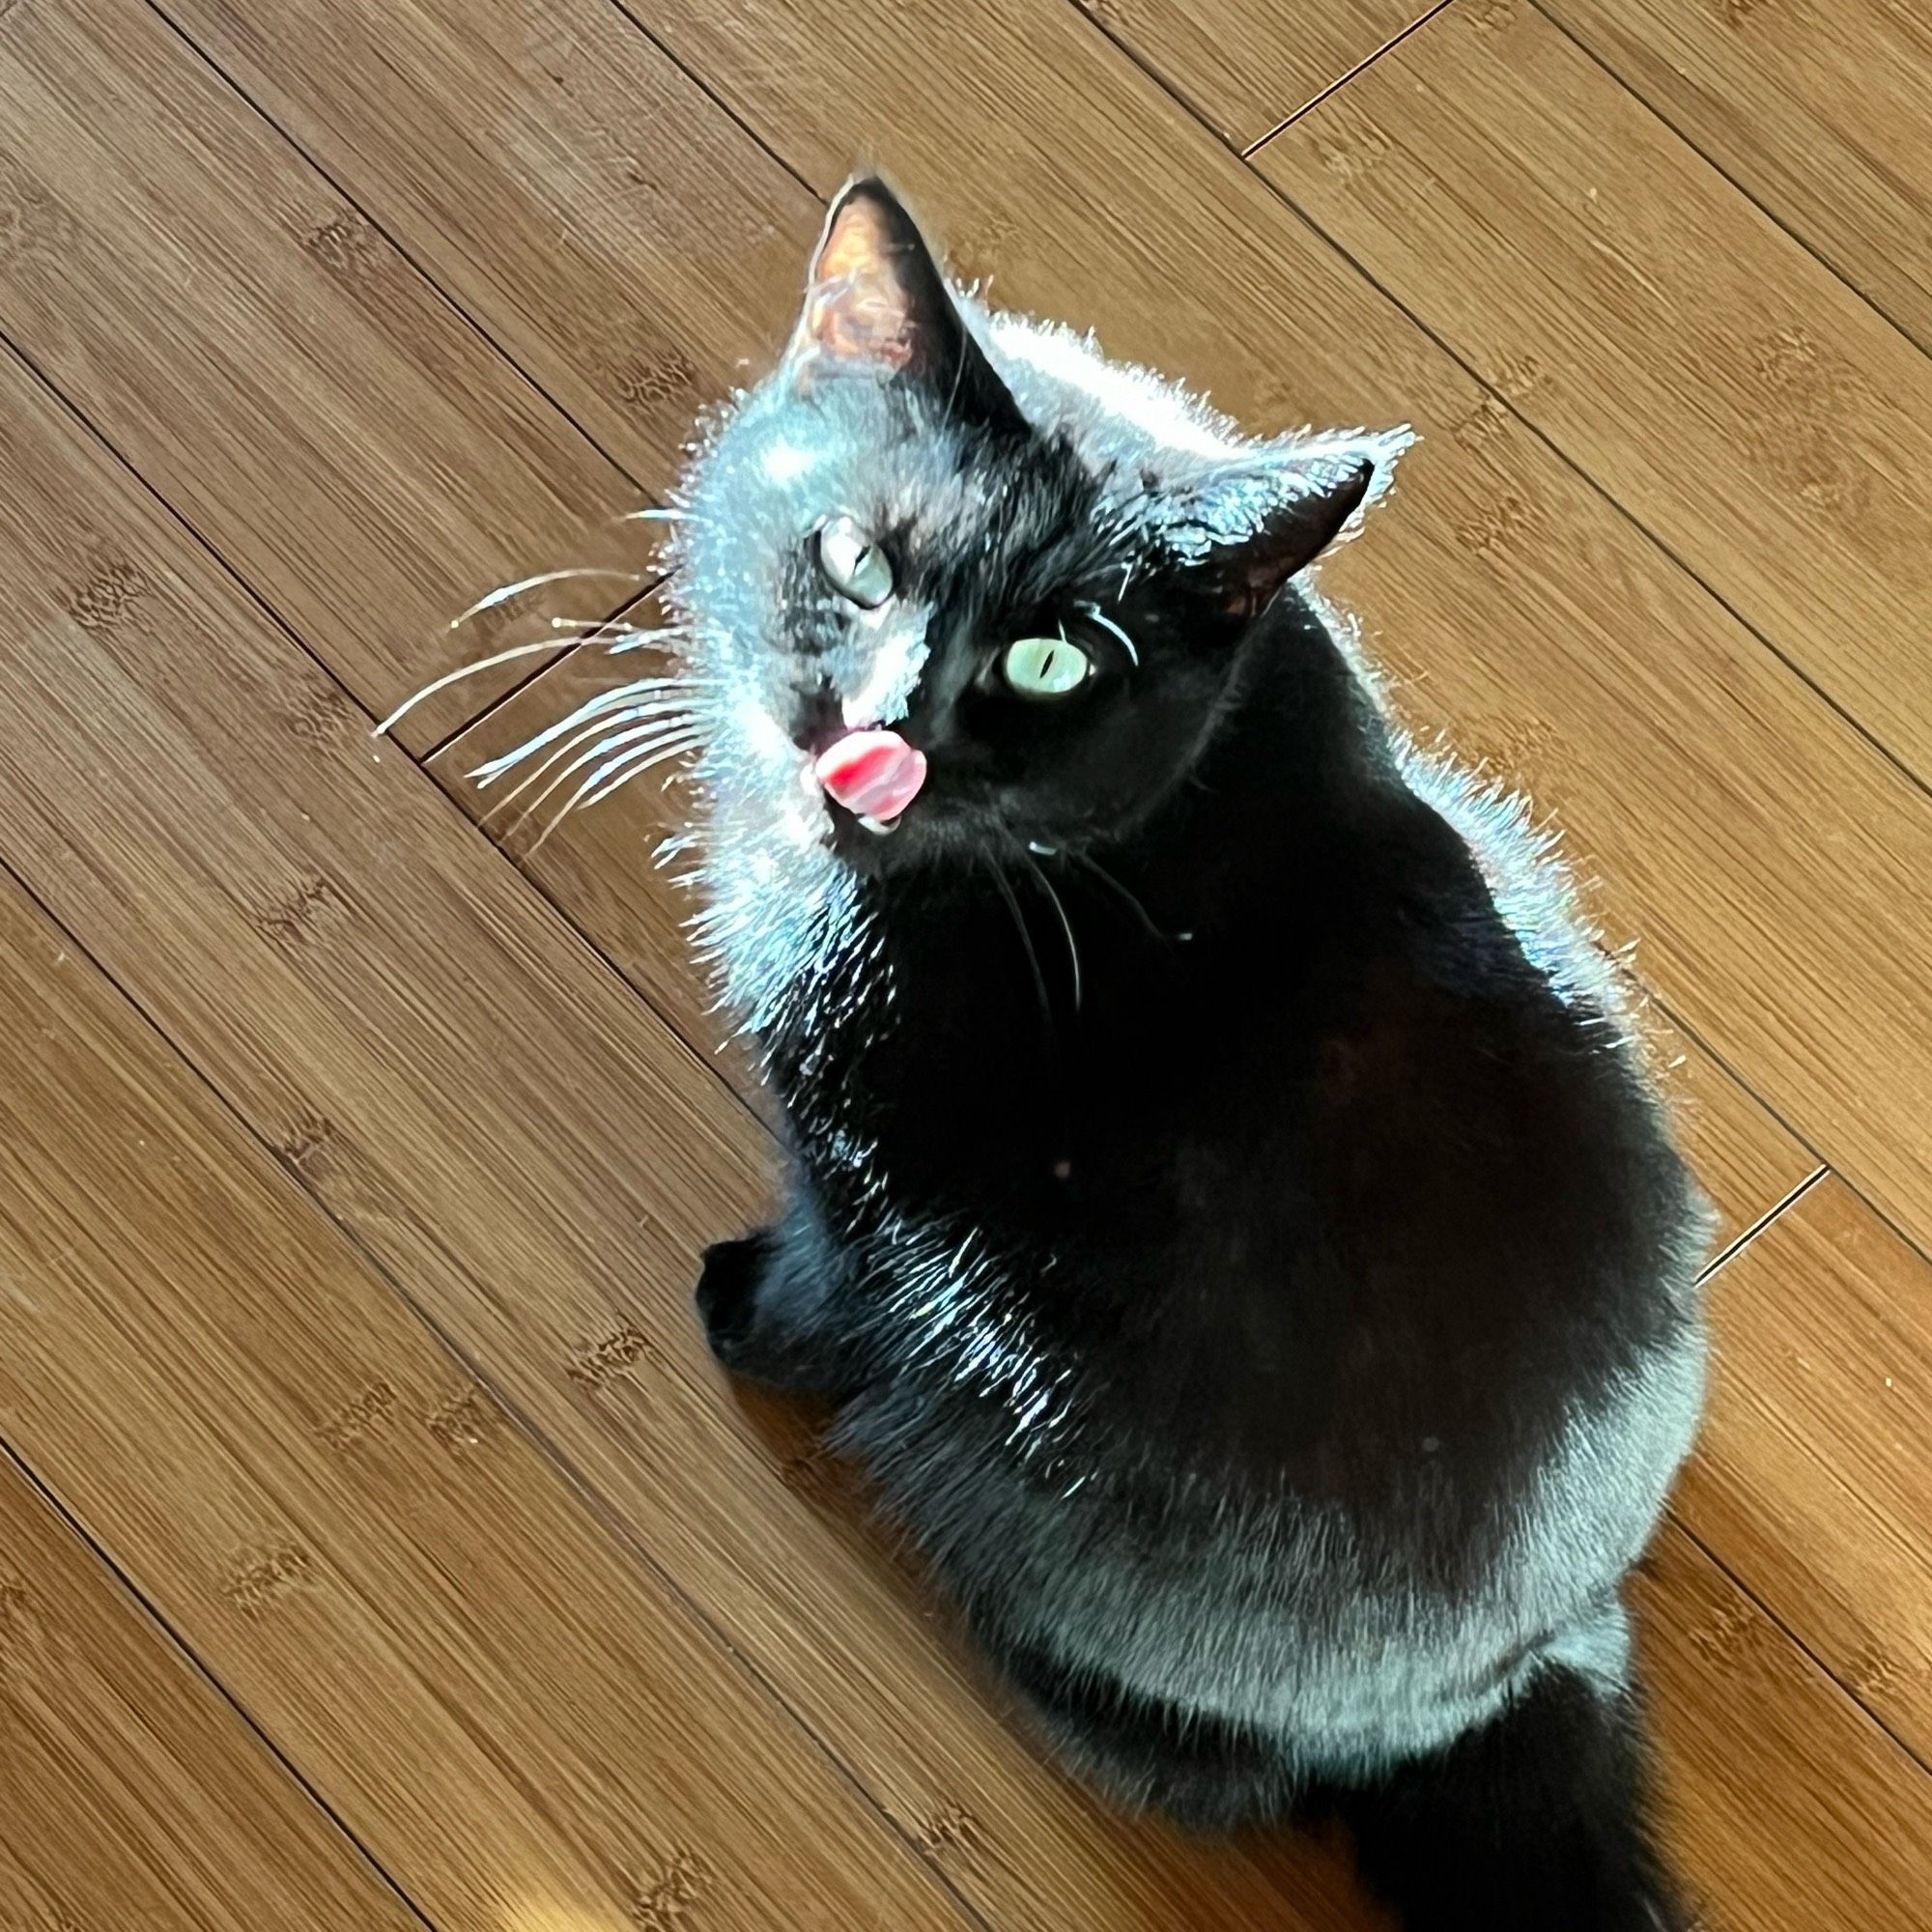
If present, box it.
[789,680,844,753]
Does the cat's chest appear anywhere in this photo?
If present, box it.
[780,882,1632,1270]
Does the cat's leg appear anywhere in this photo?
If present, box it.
[1328,1649,1689,1932]
[994,1638,1297,1834]
[695,1191,862,1397]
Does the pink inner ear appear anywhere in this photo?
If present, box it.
[813,730,928,820]
[798,193,916,369]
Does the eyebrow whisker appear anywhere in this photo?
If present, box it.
[1076,600,1140,668]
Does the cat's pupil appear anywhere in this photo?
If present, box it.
[1005,635,1092,699]
[816,514,894,609]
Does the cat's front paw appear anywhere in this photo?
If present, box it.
[695,1229,775,1365]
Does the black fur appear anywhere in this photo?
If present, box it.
[1326,1666,1688,1930]
[679,180,1708,1927]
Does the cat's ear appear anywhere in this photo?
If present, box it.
[1162,433,1408,615]
[791,177,1026,434]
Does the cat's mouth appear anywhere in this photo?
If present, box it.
[805,724,1011,867]
[812,727,927,837]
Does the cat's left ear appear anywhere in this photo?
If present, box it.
[790,177,1026,435]
[1163,430,1412,615]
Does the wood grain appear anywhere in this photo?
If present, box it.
[156,0,817,487]
[1679,1178,1932,1767]
[0,0,641,750]
[0,298,1374,1931]
[388,0,1917,1267]
[1545,0,1932,352]
[1657,1020,1815,1255]
[2,2,1922,1927]
[1072,0,1431,148]
[0,1452,423,1932]
[0,867,970,1927]
[1252,0,1932,790]
[11,168,1850,1932]
[1634,1523,1932,1932]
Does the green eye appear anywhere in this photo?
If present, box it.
[815,513,894,608]
[1004,634,1092,699]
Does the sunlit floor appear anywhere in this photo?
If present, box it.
[2,1,1929,1927]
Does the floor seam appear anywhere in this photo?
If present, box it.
[139,0,656,750]
[0,326,988,1932]
[1240,1,1459,156]
[1695,1165,1827,1286]
[0,833,994,1932]
[1525,0,1932,363]
[1150,4,1932,816]
[0,1398,444,1929]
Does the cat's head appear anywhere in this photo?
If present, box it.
[670,178,1407,882]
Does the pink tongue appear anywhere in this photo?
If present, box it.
[813,729,928,821]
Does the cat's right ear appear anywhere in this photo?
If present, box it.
[789,178,1026,435]
[1156,428,1413,618]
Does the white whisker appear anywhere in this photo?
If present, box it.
[478,705,695,820]
[468,677,698,781]
[606,626,683,655]
[1076,600,1141,668]
[544,615,656,639]
[447,567,648,630]
[1070,849,1165,941]
[1022,852,1083,1013]
[615,506,690,524]
[506,722,697,835]
[538,611,683,651]
[372,638,562,738]
[984,859,1053,1048]
[575,735,700,811]
[471,693,694,790]
[528,732,700,850]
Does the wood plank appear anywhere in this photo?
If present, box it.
[120,0,1835,1370]
[0,885,970,1928]
[1656,1020,1815,1255]
[1071,0,1431,149]
[618,0,1932,1264]
[155,0,820,487]
[1,10,1907,1927]
[1678,1178,1932,1768]
[0,0,641,749]
[0,319,1375,1929]
[1251,0,1932,789]
[426,505,1853,1932]
[1634,1523,1932,1932]
[420,695,1911,1932]
[0,1452,424,1932]
[1545,0,1932,352]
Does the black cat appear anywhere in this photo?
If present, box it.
[640,178,1705,1927]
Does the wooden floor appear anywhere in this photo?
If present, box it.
[1,0,1929,1924]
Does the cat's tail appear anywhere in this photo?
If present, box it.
[1328,1663,1690,1931]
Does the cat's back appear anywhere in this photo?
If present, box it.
[828,805,1708,1759]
